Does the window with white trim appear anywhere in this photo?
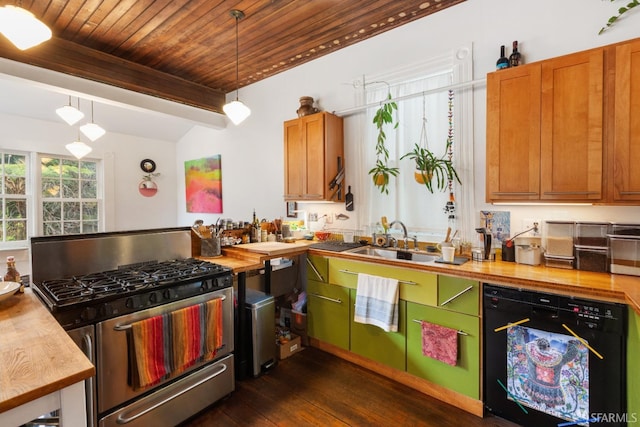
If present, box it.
[40,156,100,235]
[0,152,28,244]
[353,45,475,243]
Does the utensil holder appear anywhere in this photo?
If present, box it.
[200,237,221,257]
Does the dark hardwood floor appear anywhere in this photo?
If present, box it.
[181,347,519,426]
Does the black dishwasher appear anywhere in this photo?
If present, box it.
[483,284,628,427]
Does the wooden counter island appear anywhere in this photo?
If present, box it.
[0,289,95,427]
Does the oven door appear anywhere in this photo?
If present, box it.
[99,354,234,427]
[96,286,233,415]
[483,287,627,427]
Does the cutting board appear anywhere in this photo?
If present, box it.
[239,241,303,255]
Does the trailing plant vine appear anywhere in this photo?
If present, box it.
[368,92,399,194]
[600,0,639,34]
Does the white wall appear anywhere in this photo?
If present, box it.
[175,0,640,238]
[0,113,178,274]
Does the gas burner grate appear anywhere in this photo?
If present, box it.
[35,258,232,307]
[40,279,95,303]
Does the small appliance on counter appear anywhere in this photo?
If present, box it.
[502,222,542,265]
[473,228,495,262]
[514,236,542,265]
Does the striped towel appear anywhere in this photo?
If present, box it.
[130,313,171,389]
[172,304,203,374]
[203,297,223,361]
[354,273,399,332]
[129,297,224,390]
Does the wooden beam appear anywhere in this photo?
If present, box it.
[0,36,225,114]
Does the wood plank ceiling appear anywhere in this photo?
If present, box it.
[0,0,466,114]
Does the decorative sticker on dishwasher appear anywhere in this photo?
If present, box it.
[506,325,589,426]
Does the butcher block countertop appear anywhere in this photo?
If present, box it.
[199,240,314,272]
[0,289,94,413]
[198,240,640,313]
[309,248,640,314]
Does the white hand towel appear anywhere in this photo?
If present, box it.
[354,273,399,332]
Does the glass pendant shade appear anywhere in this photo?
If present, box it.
[80,122,106,141]
[79,101,106,141]
[56,104,84,125]
[225,10,250,126]
[0,6,52,50]
[66,141,92,159]
[223,100,251,125]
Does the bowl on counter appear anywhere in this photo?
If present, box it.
[314,231,331,241]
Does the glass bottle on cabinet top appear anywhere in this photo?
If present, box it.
[496,45,509,70]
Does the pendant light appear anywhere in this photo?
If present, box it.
[56,96,84,126]
[222,9,251,126]
[80,101,106,141]
[66,131,92,160]
[0,5,51,50]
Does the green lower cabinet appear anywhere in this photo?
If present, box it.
[349,289,407,371]
[438,276,479,316]
[306,254,328,282]
[628,308,640,419]
[307,279,350,350]
[406,301,480,399]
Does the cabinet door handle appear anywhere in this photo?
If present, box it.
[620,191,640,195]
[309,292,342,304]
[338,269,416,285]
[411,319,469,335]
[306,257,325,282]
[439,285,474,307]
[491,192,538,196]
[542,191,599,195]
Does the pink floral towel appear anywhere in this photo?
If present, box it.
[421,321,458,366]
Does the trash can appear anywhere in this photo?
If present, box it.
[244,289,276,377]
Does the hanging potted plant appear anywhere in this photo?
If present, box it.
[400,142,461,193]
[368,92,399,194]
[400,98,461,193]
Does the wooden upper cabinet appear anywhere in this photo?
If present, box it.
[284,112,344,201]
[540,49,604,201]
[611,39,640,202]
[486,64,542,201]
[486,47,605,203]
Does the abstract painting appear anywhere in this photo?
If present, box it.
[184,156,222,213]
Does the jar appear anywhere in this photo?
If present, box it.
[297,96,318,117]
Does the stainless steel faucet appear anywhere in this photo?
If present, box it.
[389,220,409,250]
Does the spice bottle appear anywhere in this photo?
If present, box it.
[4,256,23,293]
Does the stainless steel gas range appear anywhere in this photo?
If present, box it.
[30,228,235,427]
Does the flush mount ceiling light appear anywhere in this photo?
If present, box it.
[0,5,52,50]
[222,9,251,126]
[56,96,84,125]
[66,132,92,159]
[80,101,106,141]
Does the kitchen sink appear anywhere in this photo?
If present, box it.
[344,246,438,264]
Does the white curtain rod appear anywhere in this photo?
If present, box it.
[333,77,486,117]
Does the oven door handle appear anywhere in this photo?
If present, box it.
[115,362,229,424]
[82,334,95,427]
[113,295,226,331]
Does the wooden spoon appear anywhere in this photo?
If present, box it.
[444,227,452,242]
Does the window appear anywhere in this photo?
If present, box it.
[40,156,100,235]
[0,152,28,243]
[352,45,475,242]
